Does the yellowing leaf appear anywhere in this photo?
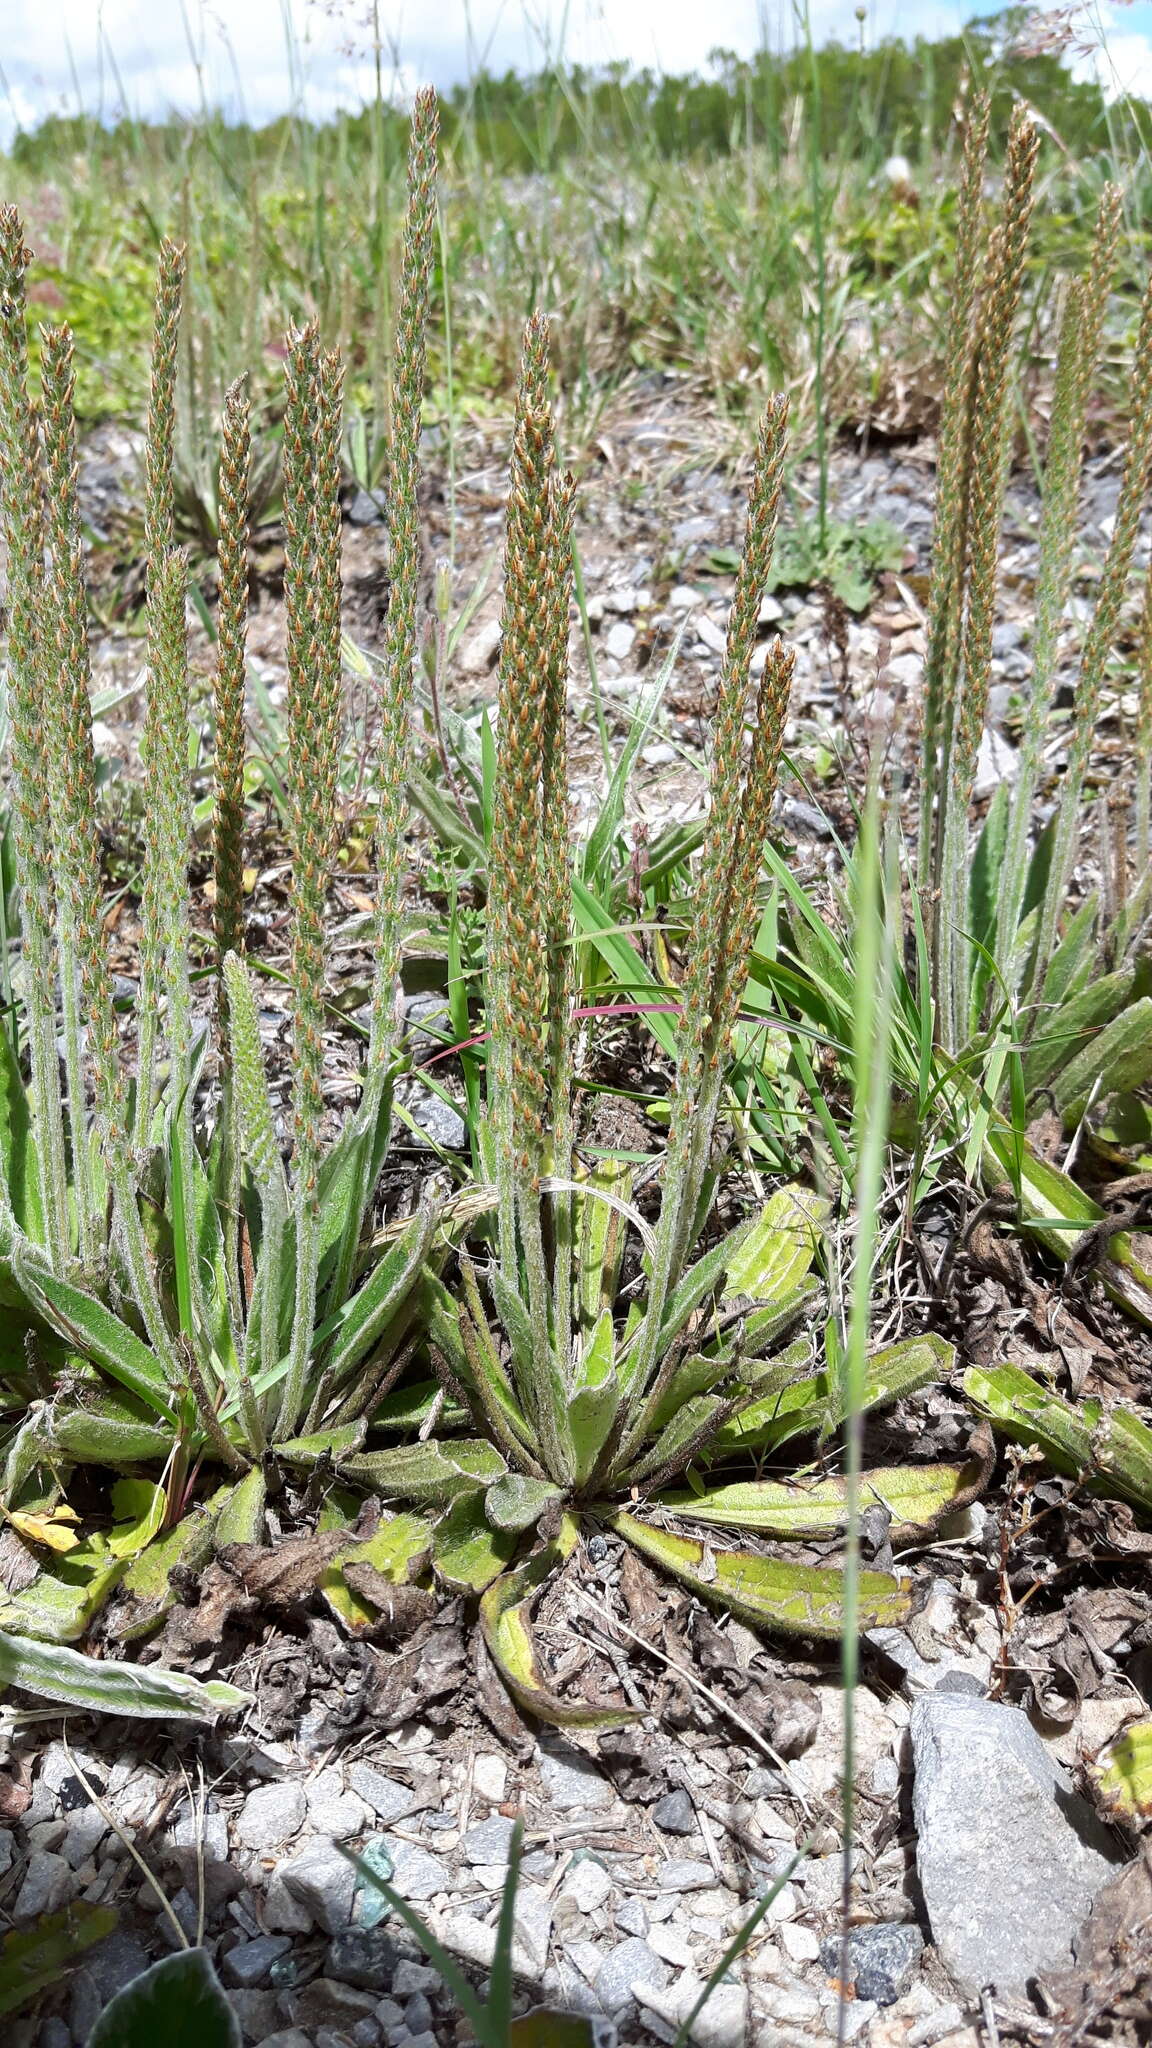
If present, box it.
[481,1514,642,1730]
[3,1504,81,1554]
[1092,1718,1152,1819]
[319,1514,431,1635]
[659,1455,986,1540]
[611,1510,911,1637]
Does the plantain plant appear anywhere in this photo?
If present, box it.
[917,96,1152,1121]
[0,92,445,1658]
[324,321,982,1726]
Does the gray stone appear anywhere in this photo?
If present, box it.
[538,1744,613,1813]
[222,1934,293,1988]
[60,1807,107,1869]
[281,1836,358,1934]
[397,2035,438,2048]
[463,1815,516,1865]
[86,1932,152,2001]
[0,1829,13,1877]
[347,488,386,526]
[262,1870,316,1934]
[403,1991,434,2033]
[561,1857,614,1914]
[604,621,636,660]
[286,1977,380,2031]
[657,1859,714,1891]
[615,1896,648,1938]
[348,2026,383,2048]
[383,1838,449,1903]
[400,1082,467,1151]
[69,1966,102,2043]
[39,2020,71,2048]
[595,1935,670,2014]
[248,2034,312,2048]
[347,1765,417,1828]
[306,1770,370,1842]
[651,1789,696,1836]
[818,1923,923,2005]
[14,1850,72,1921]
[236,1779,307,1849]
[391,1962,441,1997]
[169,1804,228,1862]
[227,1988,282,2041]
[911,1691,1122,1995]
[327,1926,400,1990]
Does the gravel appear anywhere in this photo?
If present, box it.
[819,1923,925,2004]
[280,1836,359,1934]
[537,1744,614,1813]
[14,1849,71,1920]
[657,1858,715,1891]
[328,1927,401,1990]
[651,1788,696,1835]
[221,1934,294,1988]
[346,1764,418,1827]
[595,1934,671,2014]
[236,1780,308,1849]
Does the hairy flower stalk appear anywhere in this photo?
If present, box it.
[620,398,790,1440]
[0,209,69,1258]
[917,91,990,904]
[937,109,1038,1049]
[486,314,576,1475]
[1137,552,1152,873]
[540,466,577,1357]
[278,323,344,1438]
[368,84,439,1078]
[995,184,1121,1005]
[213,379,251,992]
[326,88,439,1325]
[1034,262,1152,989]
[38,326,120,1267]
[135,240,188,1149]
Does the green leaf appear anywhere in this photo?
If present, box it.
[1022,966,1137,1094]
[480,1514,643,1729]
[115,1496,223,1639]
[274,1421,366,1468]
[46,1392,174,1466]
[0,1902,119,2019]
[964,1361,1152,1512]
[0,1013,42,1242]
[213,1466,267,1547]
[108,1479,167,1559]
[1052,998,1152,1124]
[0,1630,248,1718]
[1091,1718,1152,1819]
[610,1510,911,1636]
[0,1552,126,1642]
[714,1333,952,1454]
[721,1185,826,1303]
[568,1358,621,1487]
[18,1268,175,1418]
[658,1457,982,1538]
[339,1439,507,1503]
[981,1126,1152,1328]
[432,1492,517,1593]
[484,1474,566,1533]
[318,1201,439,1389]
[570,877,678,1057]
[319,1512,432,1634]
[626,1393,728,1485]
[89,1949,241,2048]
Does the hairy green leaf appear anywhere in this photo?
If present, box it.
[0,1629,248,1717]
[610,1510,911,1635]
[89,1949,241,2048]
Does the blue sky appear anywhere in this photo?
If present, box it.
[1,1,1150,147]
